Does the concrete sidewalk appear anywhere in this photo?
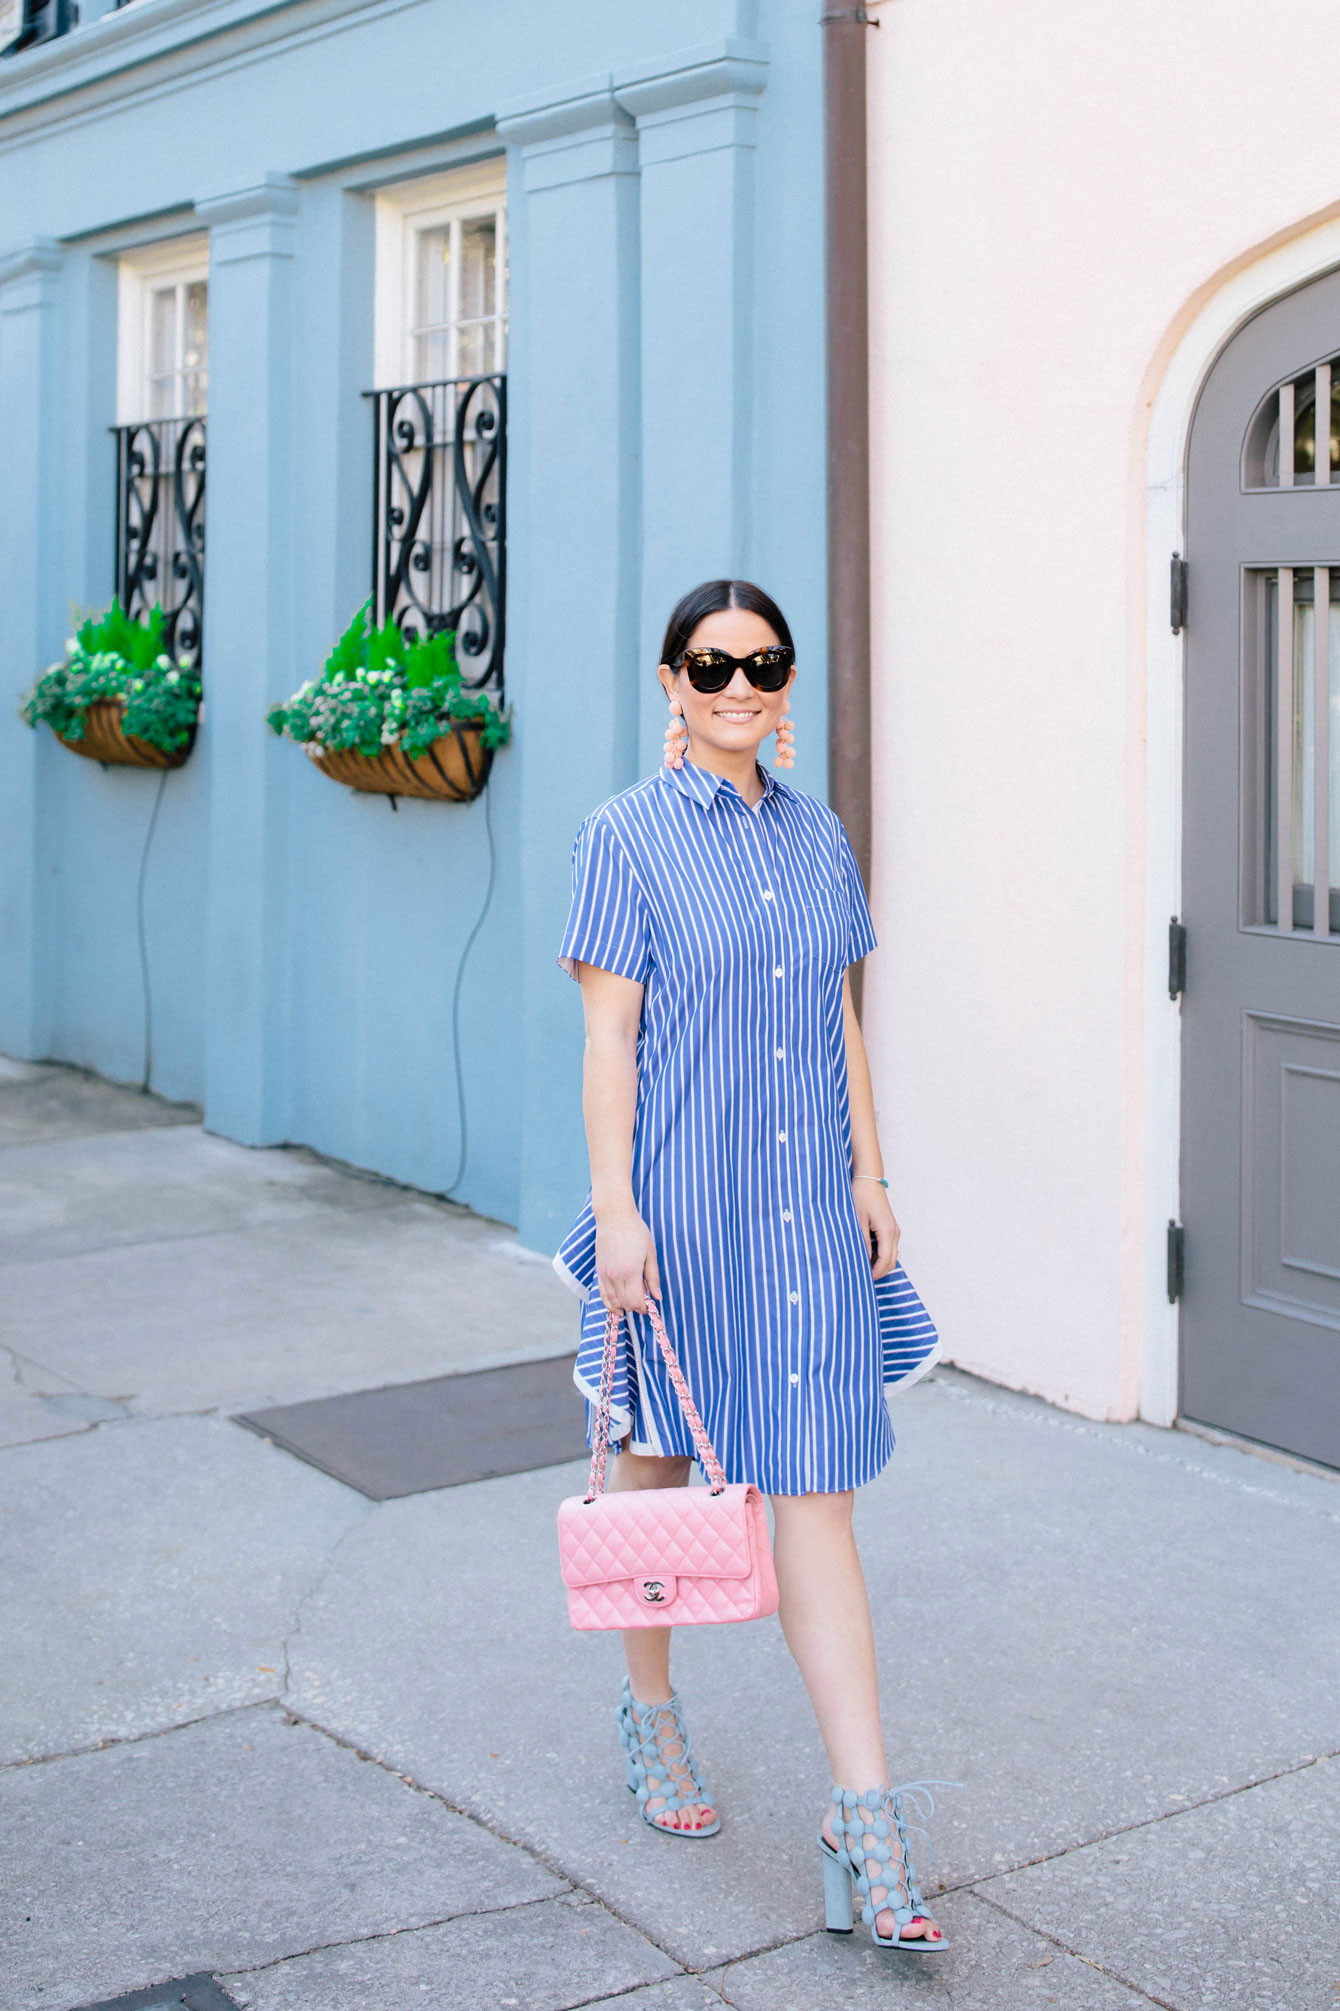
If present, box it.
[2,1060,1338,2011]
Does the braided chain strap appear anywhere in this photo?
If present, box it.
[584,1297,728,1502]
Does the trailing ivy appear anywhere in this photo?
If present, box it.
[267,602,511,760]
[20,603,201,755]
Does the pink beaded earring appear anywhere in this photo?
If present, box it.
[663,697,689,770]
[773,698,796,770]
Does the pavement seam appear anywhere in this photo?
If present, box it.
[939,1744,1340,1894]
[561,1977,725,2011]
[0,1194,408,1273]
[965,1888,1181,2009]
[215,1889,574,1984]
[934,1374,1340,1524]
[280,1707,714,1979]
[0,1697,280,1773]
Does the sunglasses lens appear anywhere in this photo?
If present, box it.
[682,651,733,692]
[746,649,793,691]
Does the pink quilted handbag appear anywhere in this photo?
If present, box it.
[557,1298,779,1632]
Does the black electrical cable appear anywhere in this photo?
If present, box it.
[135,768,170,1094]
[442,778,497,1197]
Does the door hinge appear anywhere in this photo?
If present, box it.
[1167,1221,1185,1303]
[1168,918,1187,999]
[1170,553,1188,633]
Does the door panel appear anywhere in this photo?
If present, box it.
[1242,1013,1340,1325]
[1181,268,1340,1468]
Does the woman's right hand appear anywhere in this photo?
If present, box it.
[594,1206,661,1314]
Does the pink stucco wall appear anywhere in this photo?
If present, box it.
[865,0,1340,1419]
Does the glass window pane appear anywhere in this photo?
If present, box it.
[414,226,452,342]
[150,285,178,384]
[183,281,208,372]
[1294,602,1314,885]
[412,328,451,383]
[457,322,487,379]
[459,216,496,325]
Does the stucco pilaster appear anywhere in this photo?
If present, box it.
[0,241,64,1059]
[195,176,298,1143]
[497,79,642,1254]
[615,40,768,774]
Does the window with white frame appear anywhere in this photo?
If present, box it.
[374,161,507,389]
[117,235,209,424]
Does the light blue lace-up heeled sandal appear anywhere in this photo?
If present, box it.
[617,1678,721,1838]
[819,1783,953,1952]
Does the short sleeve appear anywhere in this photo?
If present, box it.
[837,823,878,965]
[557,813,651,983]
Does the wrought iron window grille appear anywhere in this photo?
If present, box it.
[111,415,206,670]
[2,0,72,55]
[365,372,506,701]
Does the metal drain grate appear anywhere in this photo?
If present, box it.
[69,1979,242,2011]
[235,1350,588,1498]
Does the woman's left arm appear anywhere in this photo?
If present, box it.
[843,971,901,1280]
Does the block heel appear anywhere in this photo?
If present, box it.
[822,1846,855,1932]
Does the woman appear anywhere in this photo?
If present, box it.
[553,580,947,1952]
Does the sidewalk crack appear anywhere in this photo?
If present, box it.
[278,1508,376,1700]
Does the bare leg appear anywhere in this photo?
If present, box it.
[605,1444,715,1832]
[771,1491,942,1945]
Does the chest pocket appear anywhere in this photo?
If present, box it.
[796,875,848,965]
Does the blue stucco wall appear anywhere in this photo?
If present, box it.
[0,0,828,1252]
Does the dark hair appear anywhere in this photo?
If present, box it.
[659,579,794,668]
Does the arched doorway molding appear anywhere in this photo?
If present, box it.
[1139,213,1340,1426]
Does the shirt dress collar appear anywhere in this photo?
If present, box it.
[660,756,786,814]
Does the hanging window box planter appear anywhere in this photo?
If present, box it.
[21,604,201,770]
[307,726,492,803]
[59,698,193,771]
[268,602,510,806]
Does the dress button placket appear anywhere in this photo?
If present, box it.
[756,815,802,1454]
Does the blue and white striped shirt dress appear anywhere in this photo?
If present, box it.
[553,756,940,1496]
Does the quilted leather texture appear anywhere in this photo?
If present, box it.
[557,1482,779,1632]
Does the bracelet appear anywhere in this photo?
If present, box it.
[853,1173,889,1188]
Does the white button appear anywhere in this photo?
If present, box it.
[762,889,773,901]
[789,1372,800,1386]
[775,1047,784,1059]
[774,965,784,978]
[789,1291,799,1305]
[778,1130,787,1143]
[782,1210,792,1223]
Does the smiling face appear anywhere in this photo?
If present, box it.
[657,606,796,765]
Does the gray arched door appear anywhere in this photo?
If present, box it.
[1182,268,1340,1467]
